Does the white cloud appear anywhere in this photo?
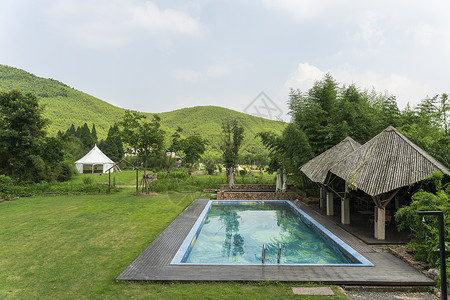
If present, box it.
[284,62,430,109]
[284,63,325,92]
[262,1,450,52]
[262,0,326,20]
[173,63,237,83]
[130,1,200,35]
[46,0,200,48]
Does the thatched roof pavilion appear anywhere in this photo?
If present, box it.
[328,126,450,240]
[329,126,450,197]
[301,136,361,184]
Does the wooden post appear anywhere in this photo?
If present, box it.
[341,197,350,224]
[319,187,325,209]
[326,191,334,216]
[108,170,111,193]
[136,169,139,193]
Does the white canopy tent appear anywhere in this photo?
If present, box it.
[75,145,115,174]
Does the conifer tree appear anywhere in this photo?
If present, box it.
[91,124,98,144]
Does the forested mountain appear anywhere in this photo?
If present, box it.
[0,65,286,157]
[0,65,124,137]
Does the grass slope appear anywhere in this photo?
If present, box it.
[0,65,285,155]
[0,190,348,299]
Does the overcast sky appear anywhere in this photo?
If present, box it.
[1,0,449,121]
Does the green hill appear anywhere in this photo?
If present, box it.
[0,64,286,155]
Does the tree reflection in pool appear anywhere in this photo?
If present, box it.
[183,201,354,264]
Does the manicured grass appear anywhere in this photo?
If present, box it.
[70,170,277,192]
[69,171,139,186]
[0,190,349,299]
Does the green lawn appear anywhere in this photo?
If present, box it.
[70,170,277,192]
[69,170,139,186]
[0,189,349,299]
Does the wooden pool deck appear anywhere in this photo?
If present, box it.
[116,199,434,286]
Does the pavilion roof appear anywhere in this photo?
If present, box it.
[329,126,450,197]
[300,137,361,184]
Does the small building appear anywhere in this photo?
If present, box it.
[328,126,449,240]
[167,152,182,166]
[75,145,115,174]
[301,127,450,241]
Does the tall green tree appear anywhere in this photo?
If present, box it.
[0,90,64,181]
[221,118,245,181]
[288,74,402,155]
[164,127,183,176]
[258,124,313,185]
[288,74,340,154]
[98,124,124,162]
[91,124,98,144]
[118,111,165,178]
[66,124,76,136]
[176,134,207,177]
[79,123,94,151]
[400,94,450,167]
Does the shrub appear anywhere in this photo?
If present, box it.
[0,175,14,198]
[395,171,450,270]
[56,161,77,182]
[82,177,94,185]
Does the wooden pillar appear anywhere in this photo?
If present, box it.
[395,197,400,209]
[136,169,139,193]
[341,197,350,224]
[108,170,111,193]
[319,187,325,209]
[326,191,334,216]
[374,207,386,240]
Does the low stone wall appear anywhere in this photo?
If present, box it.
[219,184,276,191]
[217,191,307,201]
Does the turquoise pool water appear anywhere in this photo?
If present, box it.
[172,200,372,266]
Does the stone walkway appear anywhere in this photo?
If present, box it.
[346,291,438,299]
[116,199,434,286]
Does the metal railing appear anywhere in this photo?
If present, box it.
[261,243,282,264]
[262,244,266,264]
[277,243,282,264]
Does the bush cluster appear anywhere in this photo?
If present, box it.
[395,171,450,278]
[149,173,274,193]
[0,176,110,198]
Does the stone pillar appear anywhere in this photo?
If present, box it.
[326,191,334,216]
[276,169,282,192]
[374,207,386,240]
[341,197,350,224]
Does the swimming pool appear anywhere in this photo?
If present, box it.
[171,200,372,266]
